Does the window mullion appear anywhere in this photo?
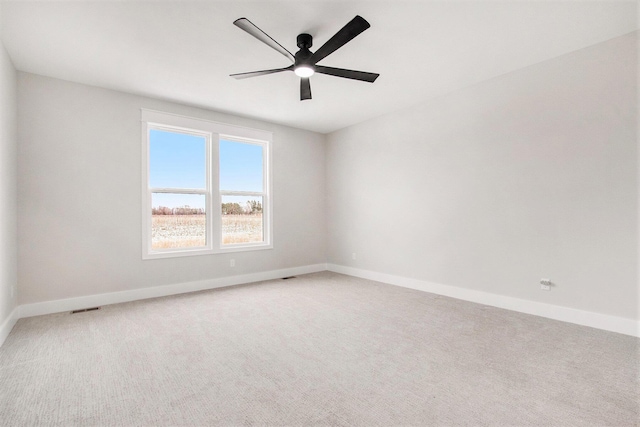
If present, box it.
[211,133,221,251]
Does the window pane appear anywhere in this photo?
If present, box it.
[149,129,206,189]
[220,140,263,192]
[221,195,263,245]
[151,193,206,249]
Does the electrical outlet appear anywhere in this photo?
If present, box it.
[352,253,356,260]
[230,259,235,267]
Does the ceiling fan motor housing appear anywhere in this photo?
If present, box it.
[295,34,313,68]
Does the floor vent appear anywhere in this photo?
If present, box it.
[282,276,296,280]
[71,307,101,314]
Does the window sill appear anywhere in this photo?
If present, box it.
[142,243,272,260]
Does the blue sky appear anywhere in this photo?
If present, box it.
[149,129,263,210]
[219,139,263,192]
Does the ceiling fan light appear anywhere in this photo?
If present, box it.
[294,65,314,78]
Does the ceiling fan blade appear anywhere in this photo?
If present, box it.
[300,78,312,100]
[314,65,379,83]
[310,15,370,64]
[234,18,295,62]
[230,66,293,80]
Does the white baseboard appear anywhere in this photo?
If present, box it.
[4,262,637,349]
[328,264,640,338]
[17,263,328,320]
[0,306,19,347]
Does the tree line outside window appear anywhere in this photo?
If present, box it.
[152,200,263,216]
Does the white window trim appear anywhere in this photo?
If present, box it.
[141,109,273,260]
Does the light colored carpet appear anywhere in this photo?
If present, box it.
[0,271,638,426]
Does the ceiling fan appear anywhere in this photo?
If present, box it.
[230,15,380,101]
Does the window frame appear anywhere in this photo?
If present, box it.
[141,109,273,260]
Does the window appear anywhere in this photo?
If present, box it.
[142,110,272,259]
[220,139,265,245]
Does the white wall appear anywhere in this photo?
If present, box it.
[18,73,326,305]
[0,2,18,339]
[327,33,638,321]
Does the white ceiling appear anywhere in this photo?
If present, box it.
[2,1,637,134]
